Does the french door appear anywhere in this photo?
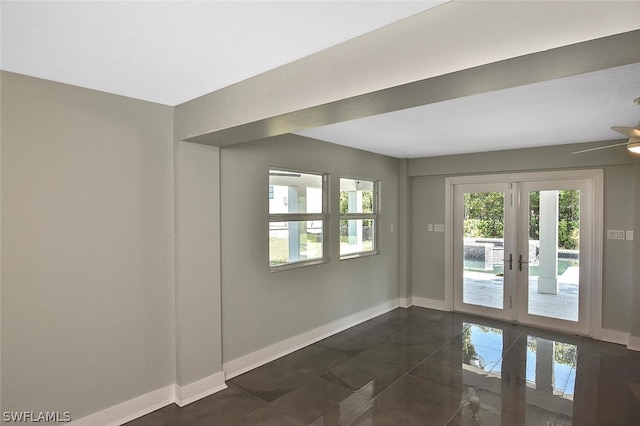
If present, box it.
[449,171,602,335]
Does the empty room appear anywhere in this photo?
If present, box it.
[2,1,640,425]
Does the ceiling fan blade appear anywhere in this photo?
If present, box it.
[612,126,640,138]
[572,141,630,154]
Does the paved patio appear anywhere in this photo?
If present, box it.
[463,266,579,322]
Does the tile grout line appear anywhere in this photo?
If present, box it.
[363,318,472,419]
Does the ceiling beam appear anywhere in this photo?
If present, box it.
[183,30,640,148]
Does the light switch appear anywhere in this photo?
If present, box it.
[626,230,634,241]
[434,224,445,232]
[607,230,625,240]
[428,224,433,232]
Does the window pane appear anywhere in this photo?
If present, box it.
[340,219,375,255]
[269,221,324,266]
[269,170,323,214]
[339,178,374,214]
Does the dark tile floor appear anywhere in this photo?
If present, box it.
[126,307,640,425]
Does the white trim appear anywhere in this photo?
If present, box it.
[444,169,604,337]
[411,296,449,311]
[594,327,629,346]
[398,297,412,308]
[174,371,227,407]
[70,385,175,426]
[627,335,640,352]
[445,169,605,186]
[70,372,228,425]
[444,181,454,312]
[223,299,399,379]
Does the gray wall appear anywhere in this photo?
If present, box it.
[408,143,639,334]
[220,134,400,362]
[1,72,176,419]
[632,163,640,340]
[411,175,447,302]
[601,164,636,331]
[174,141,223,387]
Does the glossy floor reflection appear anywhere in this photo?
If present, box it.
[126,307,640,425]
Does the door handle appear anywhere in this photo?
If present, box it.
[518,254,529,272]
[504,253,513,271]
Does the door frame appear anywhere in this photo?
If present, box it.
[444,169,603,337]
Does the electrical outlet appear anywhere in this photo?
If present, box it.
[626,230,634,241]
[434,224,445,232]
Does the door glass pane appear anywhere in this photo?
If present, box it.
[463,191,505,309]
[527,190,580,321]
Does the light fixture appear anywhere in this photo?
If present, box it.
[574,97,640,155]
[628,138,640,154]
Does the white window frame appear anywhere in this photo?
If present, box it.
[339,177,379,260]
[269,168,329,272]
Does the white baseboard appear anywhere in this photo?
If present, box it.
[175,371,227,407]
[70,385,175,426]
[71,372,228,425]
[594,327,629,346]
[68,299,401,425]
[223,299,399,379]
[627,335,640,352]
[411,296,448,311]
[594,328,640,351]
[398,297,412,308]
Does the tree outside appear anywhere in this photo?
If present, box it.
[463,192,504,239]
[340,189,374,241]
[339,189,373,214]
[529,190,580,250]
[464,190,580,250]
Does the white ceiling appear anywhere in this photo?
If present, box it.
[2,1,640,158]
[298,63,640,158]
[0,0,446,106]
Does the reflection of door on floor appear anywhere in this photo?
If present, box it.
[448,170,602,336]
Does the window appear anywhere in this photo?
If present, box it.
[269,169,328,271]
[340,178,378,259]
